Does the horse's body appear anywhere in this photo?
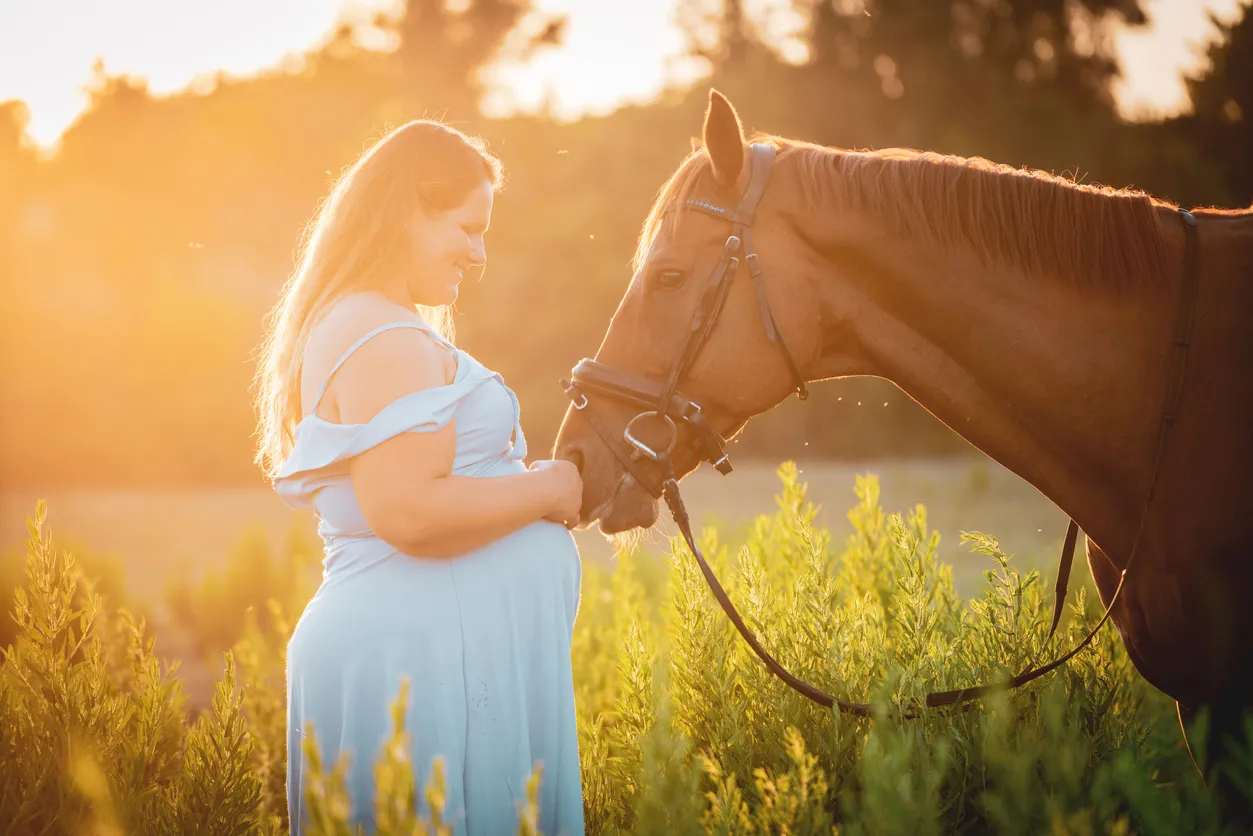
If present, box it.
[553,91,1253,802]
[783,188,1253,710]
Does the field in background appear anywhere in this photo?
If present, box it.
[5,458,1230,834]
[1,456,1070,606]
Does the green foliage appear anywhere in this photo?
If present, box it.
[569,464,1242,834]
[232,599,298,833]
[0,533,143,653]
[5,466,1251,833]
[164,522,320,662]
[164,653,263,835]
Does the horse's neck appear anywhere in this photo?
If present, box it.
[797,206,1178,554]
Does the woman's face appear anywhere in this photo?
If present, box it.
[405,178,494,306]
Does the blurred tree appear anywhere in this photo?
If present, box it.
[676,0,756,73]
[387,0,565,119]
[798,0,1147,99]
[0,100,36,480]
[0,99,35,295]
[0,100,34,171]
[1182,4,1252,206]
[0,1,1244,487]
[674,0,1156,165]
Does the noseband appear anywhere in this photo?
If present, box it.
[562,144,1202,718]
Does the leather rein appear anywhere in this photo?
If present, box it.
[562,143,1202,718]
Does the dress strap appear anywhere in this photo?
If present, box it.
[309,321,441,417]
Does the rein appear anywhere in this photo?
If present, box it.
[562,143,1201,717]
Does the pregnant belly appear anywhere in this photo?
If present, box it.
[451,462,581,587]
[291,518,582,658]
[458,518,581,587]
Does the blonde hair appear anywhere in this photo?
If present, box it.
[252,120,504,480]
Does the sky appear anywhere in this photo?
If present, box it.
[0,0,1248,150]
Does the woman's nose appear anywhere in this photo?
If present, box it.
[467,237,486,267]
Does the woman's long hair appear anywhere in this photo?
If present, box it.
[252,120,503,480]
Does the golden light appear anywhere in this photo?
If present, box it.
[0,0,1247,151]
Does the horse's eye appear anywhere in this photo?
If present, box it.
[655,269,686,289]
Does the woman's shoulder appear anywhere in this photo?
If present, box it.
[307,292,436,357]
[301,292,449,418]
[313,291,424,334]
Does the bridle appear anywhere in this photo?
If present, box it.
[564,144,806,487]
[561,143,1202,718]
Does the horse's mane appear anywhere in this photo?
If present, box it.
[636,135,1179,292]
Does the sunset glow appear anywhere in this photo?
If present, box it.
[0,0,1248,150]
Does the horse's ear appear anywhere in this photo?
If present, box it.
[690,136,704,154]
[702,89,744,187]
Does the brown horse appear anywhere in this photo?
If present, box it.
[553,89,1253,791]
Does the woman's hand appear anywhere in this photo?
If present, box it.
[529,459,584,529]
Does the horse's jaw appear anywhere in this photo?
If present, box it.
[587,474,661,536]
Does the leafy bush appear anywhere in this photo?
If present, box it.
[0,502,271,834]
[163,522,320,662]
[0,532,140,652]
[569,464,1236,834]
[3,465,1245,834]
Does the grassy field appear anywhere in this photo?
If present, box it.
[0,456,1070,606]
[6,461,1234,834]
[0,455,1077,715]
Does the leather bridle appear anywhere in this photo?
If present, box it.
[564,144,805,494]
[561,143,1202,718]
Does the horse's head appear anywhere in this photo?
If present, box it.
[554,90,831,534]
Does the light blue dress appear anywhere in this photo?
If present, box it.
[274,315,584,835]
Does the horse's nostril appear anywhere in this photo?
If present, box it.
[556,441,585,475]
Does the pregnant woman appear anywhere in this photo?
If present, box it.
[251,120,585,835]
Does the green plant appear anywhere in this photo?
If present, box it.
[5,465,1248,834]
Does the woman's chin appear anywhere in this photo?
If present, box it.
[412,286,458,307]
[442,275,463,303]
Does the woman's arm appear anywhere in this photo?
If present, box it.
[358,453,563,559]
[327,323,573,558]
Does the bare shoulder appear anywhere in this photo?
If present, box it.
[301,292,450,422]
[308,292,423,349]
